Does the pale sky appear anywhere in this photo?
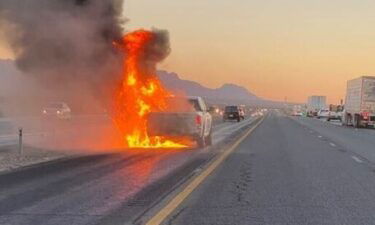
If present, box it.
[2,0,375,103]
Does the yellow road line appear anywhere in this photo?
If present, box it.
[145,116,265,225]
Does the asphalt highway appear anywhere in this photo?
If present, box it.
[3,111,375,225]
[163,111,375,225]
[0,116,258,225]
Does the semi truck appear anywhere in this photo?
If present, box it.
[342,76,375,128]
[307,96,326,116]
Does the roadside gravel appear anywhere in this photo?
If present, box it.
[0,145,70,173]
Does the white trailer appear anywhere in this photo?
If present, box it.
[307,96,326,116]
[342,76,375,128]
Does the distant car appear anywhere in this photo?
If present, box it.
[327,111,342,121]
[307,111,317,117]
[292,111,303,116]
[223,106,242,122]
[317,109,330,119]
[42,102,71,119]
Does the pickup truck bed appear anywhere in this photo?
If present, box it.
[146,96,213,147]
[147,112,200,137]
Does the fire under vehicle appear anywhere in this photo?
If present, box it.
[147,96,213,148]
[342,76,375,128]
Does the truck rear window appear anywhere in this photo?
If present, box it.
[164,98,202,112]
[225,106,239,112]
[188,99,202,112]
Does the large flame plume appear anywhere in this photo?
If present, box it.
[113,30,188,148]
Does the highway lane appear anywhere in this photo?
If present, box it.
[0,114,231,150]
[292,116,375,164]
[163,111,375,225]
[0,116,258,225]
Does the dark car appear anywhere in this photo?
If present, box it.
[223,106,242,122]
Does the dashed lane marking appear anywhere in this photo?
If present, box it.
[351,156,363,164]
[145,117,265,225]
[329,143,336,147]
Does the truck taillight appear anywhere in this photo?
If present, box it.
[362,112,369,120]
[195,115,202,125]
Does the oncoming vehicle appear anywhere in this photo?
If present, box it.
[147,96,213,148]
[223,106,242,122]
[42,102,71,119]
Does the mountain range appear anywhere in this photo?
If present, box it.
[157,70,260,105]
[0,59,291,107]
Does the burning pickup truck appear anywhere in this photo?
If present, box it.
[147,96,213,148]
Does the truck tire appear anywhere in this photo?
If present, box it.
[196,136,205,148]
[237,117,241,122]
[205,131,212,146]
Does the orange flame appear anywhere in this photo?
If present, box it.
[113,30,188,148]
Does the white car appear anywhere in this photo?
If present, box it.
[327,111,342,121]
[317,109,330,119]
[292,111,303,116]
[42,102,71,119]
[317,109,342,121]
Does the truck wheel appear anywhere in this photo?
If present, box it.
[205,132,212,146]
[196,136,205,148]
[237,117,240,122]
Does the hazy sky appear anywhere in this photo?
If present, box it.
[2,0,375,103]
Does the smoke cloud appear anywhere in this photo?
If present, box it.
[138,29,171,79]
[0,0,125,106]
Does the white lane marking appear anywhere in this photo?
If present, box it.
[329,143,336,147]
[318,135,322,138]
[351,156,363,164]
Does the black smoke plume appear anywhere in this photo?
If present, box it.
[141,29,171,78]
[0,0,125,108]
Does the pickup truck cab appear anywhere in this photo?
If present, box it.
[147,96,213,148]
